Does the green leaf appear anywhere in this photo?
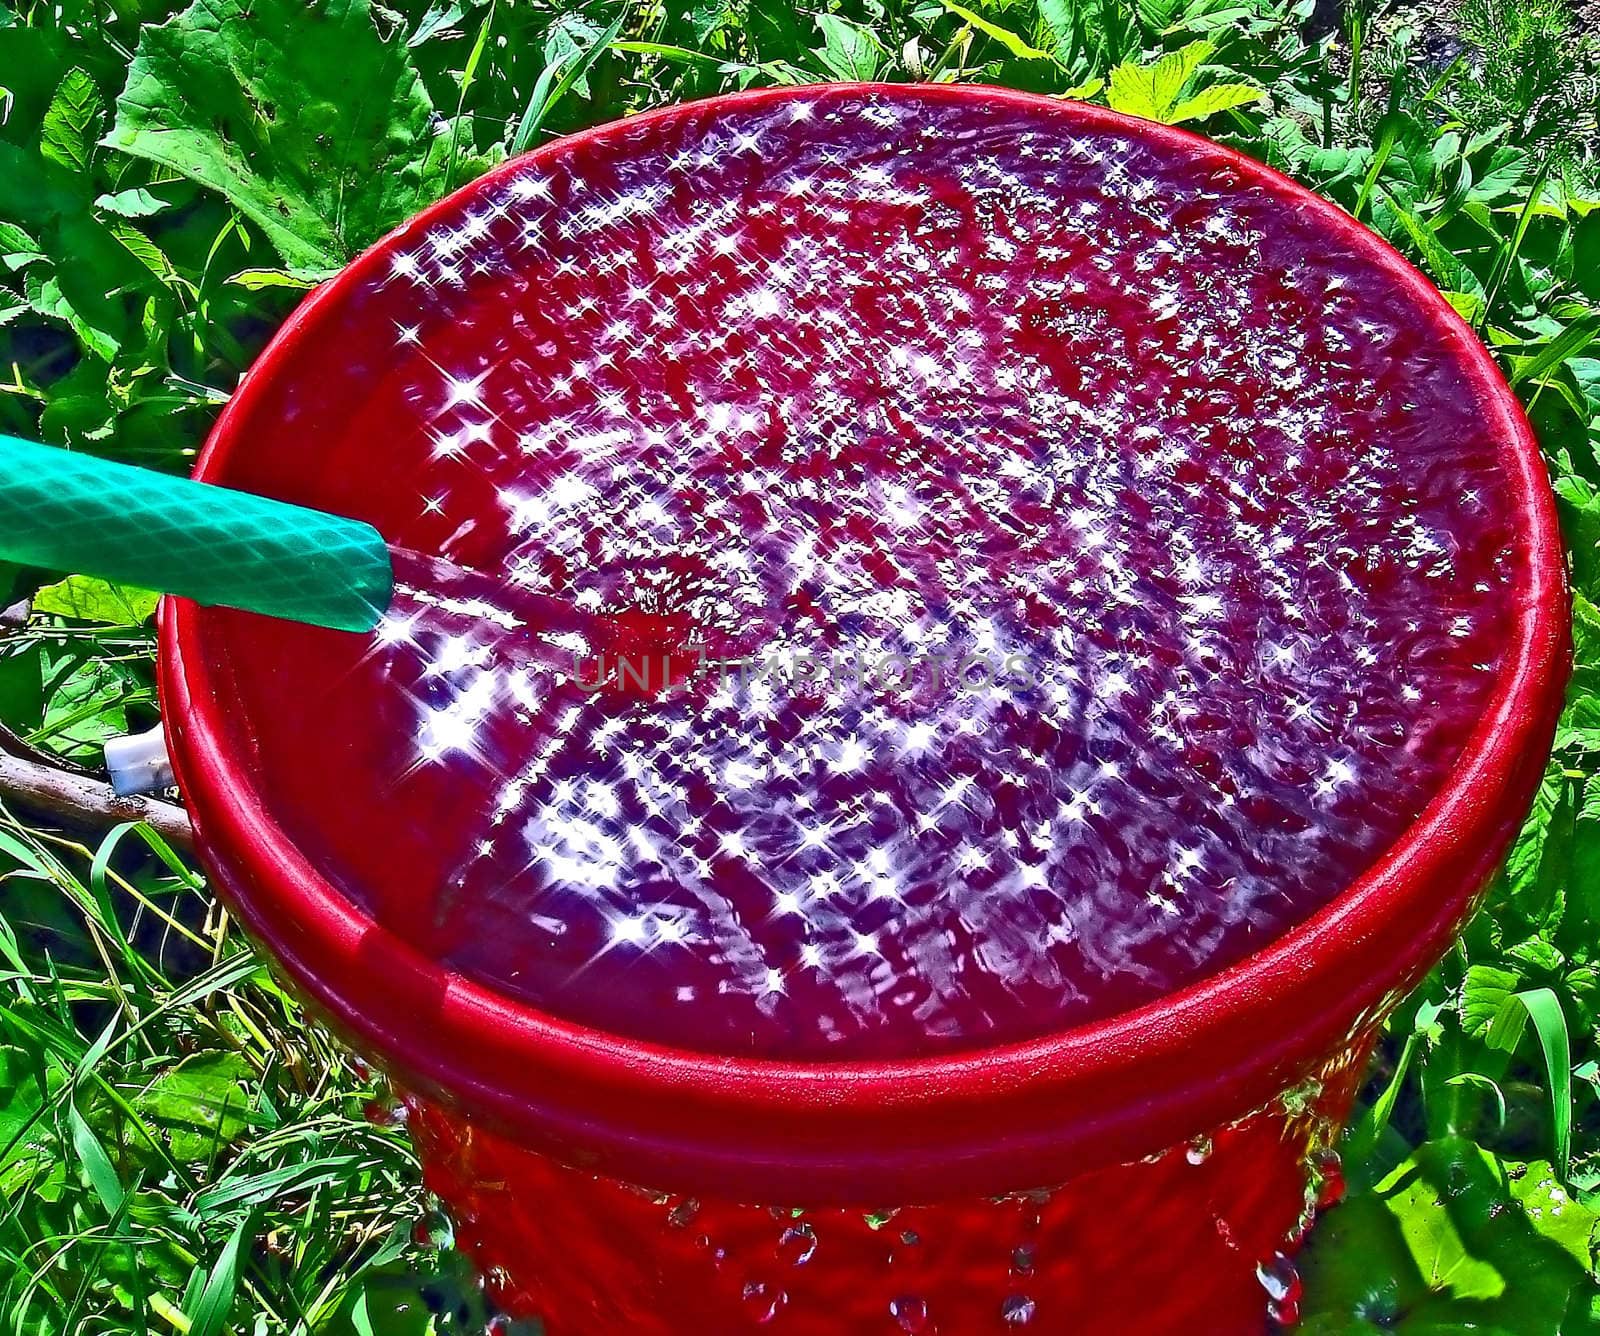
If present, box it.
[1304,1139,1600,1332]
[135,1051,266,1161]
[1486,987,1572,1178]
[1468,147,1529,205]
[1167,82,1264,125]
[0,221,46,272]
[0,1044,61,1201]
[32,575,160,626]
[1509,314,1600,387]
[813,14,883,81]
[1462,963,1522,1038]
[940,3,1051,59]
[1138,0,1186,33]
[33,654,147,757]
[1509,1162,1600,1270]
[1379,187,1483,296]
[107,0,468,270]
[1106,40,1215,124]
[107,219,179,285]
[186,1216,249,1336]
[1060,76,1105,101]
[1445,1072,1509,1131]
[24,266,121,362]
[509,9,626,157]
[94,186,176,219]
[68,1100,126,1214]
[40,68,105,175]
[226,266,323,291]
[1378,1143,1508,1301]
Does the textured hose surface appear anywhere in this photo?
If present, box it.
[0,435,391,632]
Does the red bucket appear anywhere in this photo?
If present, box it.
[158,84,1568,1333]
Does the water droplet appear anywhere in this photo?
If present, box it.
[363,1098,405,1127]
[777,1222,817,1266]
[1256,1251,1302,1306]
[742,1281,788,1323]
[1312,1147,1345,1208]
[1001,1294,1036,1325]
[1185,1135,1213,1165]
[891,1295,929,1332]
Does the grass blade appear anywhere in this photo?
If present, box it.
[186,1216,250,1336]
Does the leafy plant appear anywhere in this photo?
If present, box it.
[1451,0,1599,161]
[1,0,1600,1330]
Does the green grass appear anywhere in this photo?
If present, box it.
[2,0,1600,1331]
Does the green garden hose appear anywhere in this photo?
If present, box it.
[0,435,392,633]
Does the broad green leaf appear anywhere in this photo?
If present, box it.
[32,575,160,626]
[1509,1161,1600,1269]
[33,654,147,757]
[408,0,464,47]
[1305,1140,1600,1332]
[1167,82,1264,125]
[39,67,104,175]
[1462,963,1522,1039]
[1443,289,1486,323]
[813,14,883,81]
[1378,1146,1507,1301]
[94,186,175,218]
[135,1051,266,1161]
[1106,40,1214,124]
[1573,211,1600,304]
[0,221,46,272]
[0,1044,61,1200]
[1469,148,1529,205]
[1500,760,1567,922]
[37,353,119,445]
[1036,0,1079,56]
[349,1282,439,1336]
[541,11,610,100]
[107,0,470,271]
[1138,0,1185,33]
[23,265,121,362]
[108,219,179,285]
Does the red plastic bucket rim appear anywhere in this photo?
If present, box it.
[159,82,1570,1200]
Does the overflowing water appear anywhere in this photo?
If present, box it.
[224,88,1525,1060]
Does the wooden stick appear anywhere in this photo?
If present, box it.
[0,750,193,851]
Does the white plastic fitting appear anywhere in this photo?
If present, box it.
[104,726,175,797]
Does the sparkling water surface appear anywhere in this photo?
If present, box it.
[216,89,1524,1060]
